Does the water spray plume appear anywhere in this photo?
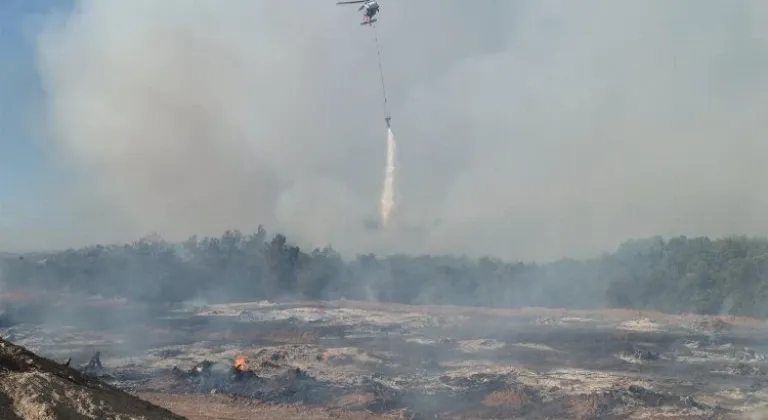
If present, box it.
[368,23,395,228]
[379,127,397,227]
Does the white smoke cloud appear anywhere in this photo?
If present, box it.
[24,0,768,261]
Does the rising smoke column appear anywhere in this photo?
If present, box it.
[379,127,397,227]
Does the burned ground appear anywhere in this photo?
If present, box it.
[2,299,767,419]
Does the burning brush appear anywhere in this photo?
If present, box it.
[231,355,260,381]
[234,355,248,372]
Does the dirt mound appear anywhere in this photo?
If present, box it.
[0,337,186,420]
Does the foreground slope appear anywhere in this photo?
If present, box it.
[0,337,186,420]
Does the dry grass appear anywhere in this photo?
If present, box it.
[137,393,406,420]
[327,299,768,328]
[334,393,376,409]
[564,393,612,420]
[480,389,531,408]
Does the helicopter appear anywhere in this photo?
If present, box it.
[336,0,380,26]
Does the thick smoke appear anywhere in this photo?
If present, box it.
[31,0,768,261]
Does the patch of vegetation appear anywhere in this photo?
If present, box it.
[2,229,767,318]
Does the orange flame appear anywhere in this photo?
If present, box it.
[234,355,248,372]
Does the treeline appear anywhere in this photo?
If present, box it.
[2,228,768,318]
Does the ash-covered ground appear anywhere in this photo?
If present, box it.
[3,298,768,419]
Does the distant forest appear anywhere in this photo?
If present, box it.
[3,228,768,318]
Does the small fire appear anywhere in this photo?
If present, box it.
[234,355,248,372]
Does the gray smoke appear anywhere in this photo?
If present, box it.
[28,0,768,261]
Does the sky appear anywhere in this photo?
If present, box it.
[0,0,74,232]
[3,0,768,261]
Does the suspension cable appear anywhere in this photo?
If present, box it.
[372,23,391,124]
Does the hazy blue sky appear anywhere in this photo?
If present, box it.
[0,0,73,230]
